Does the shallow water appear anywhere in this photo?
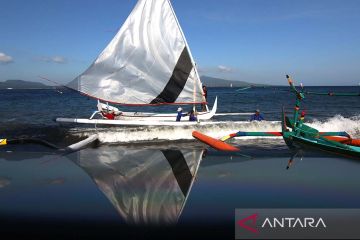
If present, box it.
[1,142,360,238]
[1,87,360,238]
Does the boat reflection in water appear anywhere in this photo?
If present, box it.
[2,140,360,238]
[69,145,204,225]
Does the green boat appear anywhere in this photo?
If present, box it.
[193,75,360,159]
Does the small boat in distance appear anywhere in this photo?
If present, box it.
[57,0,217,126]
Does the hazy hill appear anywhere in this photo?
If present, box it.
[0,80,52,89]
[200,76,267,87]
[1,77,267,89]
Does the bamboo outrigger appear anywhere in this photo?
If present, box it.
[193,75,360,159]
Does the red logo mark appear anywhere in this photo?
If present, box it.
[237,213,259,234]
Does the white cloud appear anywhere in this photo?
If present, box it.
[52,56,67,63]
[196,65,236,76]
[0,52,13,64]
[217,65,232,73]
[39,56,67,64]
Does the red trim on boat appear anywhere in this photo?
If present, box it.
[323,136,360,147]
[267,132,283,136]
[81,92,207,106]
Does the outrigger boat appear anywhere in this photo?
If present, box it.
[193,75,360,158]
[56,0,221,126]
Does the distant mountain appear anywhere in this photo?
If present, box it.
[200,76,268,87]
[1,77,266,89]
[0,80,53,89]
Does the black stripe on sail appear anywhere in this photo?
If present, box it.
[161,150,193,196]
[151,47,193,104]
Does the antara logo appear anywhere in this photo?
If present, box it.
[237,214,326,234]
[237,213,259,234]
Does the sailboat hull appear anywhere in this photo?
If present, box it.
[55,118,223,126]
[57,97,218,126]
[116,110,214,121]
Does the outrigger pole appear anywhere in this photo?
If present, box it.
[0,135,99,154]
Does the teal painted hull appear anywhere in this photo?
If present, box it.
[284,134,360,159]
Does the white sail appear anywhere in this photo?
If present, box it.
[69,0,205,105]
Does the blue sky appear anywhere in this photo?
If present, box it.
[1,0,360,85]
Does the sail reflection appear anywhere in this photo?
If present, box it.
[70,146,204,225]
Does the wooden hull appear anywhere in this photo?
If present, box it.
[284,134,360,158]
[282,113,360,158]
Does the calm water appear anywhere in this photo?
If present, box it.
[1,87,360,238]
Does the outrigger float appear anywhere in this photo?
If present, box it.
[193,75,360,158]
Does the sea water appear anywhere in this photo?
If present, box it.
[0,87,360,238]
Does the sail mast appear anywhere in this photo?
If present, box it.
[167,0,204,104]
